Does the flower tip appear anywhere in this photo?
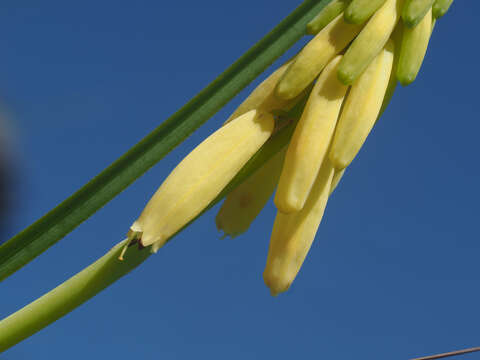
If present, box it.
[397,73,416,86]
[343,9,361,25]
[305,23,316,35]
[215,216,240,239]
[128,222,142,237]
[269,289,280,297]
[150,241,164,254]
[263,271,291,297]
[274,80,298,101]
[329,151,349,171]
[254,111,276,134]
[337,68,355,85]
[274,193,304,214]
[402,14,419,28]
[266,282,290,297]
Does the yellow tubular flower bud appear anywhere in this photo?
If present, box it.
[225,61,296,124]
[330,41,394,169]
[402,0,434,27]
[397,8,433,86]
[338,0,404,85]
[306,0,352,35]
[378,23,402,117]
[215,147,286,238]
[264,159,335,296]
[275,14,362,100]
[275,56,347,213]
[130,110,275,252]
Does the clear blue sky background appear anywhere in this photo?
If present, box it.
[1,1,479,359]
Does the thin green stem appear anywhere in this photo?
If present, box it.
[0,0,333,281]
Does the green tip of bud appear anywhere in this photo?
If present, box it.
[329,152,349,171]
[274,82,298,101]
[397,72,416,86]
[432,5,447,19]
[305,23,316,35]
[264,277,291,297]
[337,68,355,85]
[402,16,420,28]
[343,9,362,24]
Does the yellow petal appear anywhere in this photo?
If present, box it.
[330,41,394,169]
[275,56,348,213]
[131,110,275,252]
[264,159,335,296]
[216,147,286,238]
[275,14,362,100]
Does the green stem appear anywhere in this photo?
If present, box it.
[0,0,333,281]
[0,239,149,352]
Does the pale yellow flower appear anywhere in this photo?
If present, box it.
[130,110,274,252]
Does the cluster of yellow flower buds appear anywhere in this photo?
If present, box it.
[128,0,453,295]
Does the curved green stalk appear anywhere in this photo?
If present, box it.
[0,0,333,281]
[0,239,149,352]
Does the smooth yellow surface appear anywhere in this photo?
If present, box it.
[397,8,433,85]
[379,23,402,117]
[330,168,345,195]
[216,148,286,237]
[330,41,394,169]
[225,61,295,124]
[131,110,275,252]
[275,56,347,213]
[338,0,403,85]
[264,159,335,296]
[275,14,362,100]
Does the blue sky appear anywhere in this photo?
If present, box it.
[1,1,479,359]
